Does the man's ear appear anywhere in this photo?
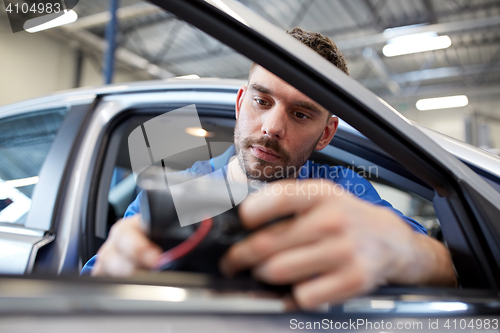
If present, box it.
[315,116,339,151]
[235,85,247,120]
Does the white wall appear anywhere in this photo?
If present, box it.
[1,14,498,151]
[404,107,467,141]
[385,93,500,150]
[0,17,146,107]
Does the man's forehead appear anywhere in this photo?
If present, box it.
[249,66,298,92]
[248,66,328,114]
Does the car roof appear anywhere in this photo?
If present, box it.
[0,78,244,116]
[2,78,500,179]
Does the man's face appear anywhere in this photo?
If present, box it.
[234,66,338,181]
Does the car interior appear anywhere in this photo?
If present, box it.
[81,101,443,271]
[57,0,495,289]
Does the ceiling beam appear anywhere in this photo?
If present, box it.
[379,83,500,104]
[361,0,388,31]
[335,15,500,51]
[422,0,437,24]
[47,28,175,79]
[362,47,401,95]
[41,3,176,79]
[64,3,163,31]
[321,1,500,39]
[359,62,500,90]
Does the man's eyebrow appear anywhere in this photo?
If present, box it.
[250,84,271,95]
[250,83,325,114]
[293,101,323,114]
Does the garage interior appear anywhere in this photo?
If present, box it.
[1,0,500,149]
[1,0,500,321]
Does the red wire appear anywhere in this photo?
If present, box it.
[154,217,213,270]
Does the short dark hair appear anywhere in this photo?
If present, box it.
[287,27,349,75]
[248,27,349,79]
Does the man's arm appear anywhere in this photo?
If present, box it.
[219,179,457,309]
[91,177,456,308]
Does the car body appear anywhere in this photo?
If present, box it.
[0,0,500,326]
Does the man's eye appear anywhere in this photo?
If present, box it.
[255,99,269,106]
[294,112,309,119]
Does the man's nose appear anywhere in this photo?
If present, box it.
[261,105,286,139]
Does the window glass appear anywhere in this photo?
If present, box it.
[0,108,67,225]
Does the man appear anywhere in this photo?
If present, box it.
[87,28,457,309]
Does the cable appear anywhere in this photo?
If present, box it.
[154,217,213,270]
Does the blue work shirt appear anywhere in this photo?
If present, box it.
[82,145,426,275]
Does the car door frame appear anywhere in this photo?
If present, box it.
[147,0,500,289]
[42,85,239,273]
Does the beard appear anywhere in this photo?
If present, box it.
[233,123,321,182]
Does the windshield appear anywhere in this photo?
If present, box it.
[3,0,500,317]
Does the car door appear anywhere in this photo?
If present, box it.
[0,94,96,274]
[34,83,241,273]
[147,0,500,289]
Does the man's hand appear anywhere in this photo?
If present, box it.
[219,179,457,309]
[92,215,162,277]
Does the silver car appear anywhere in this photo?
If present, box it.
[0,0,499,328]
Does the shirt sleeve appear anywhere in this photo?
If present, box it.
[334,167,428,235]
[123,190,143,218]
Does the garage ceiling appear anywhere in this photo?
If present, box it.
[40,0,500,116]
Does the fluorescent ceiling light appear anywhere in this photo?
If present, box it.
[25,10,78,33]
[383,32,451,57]
[416,95,468,111]
[383,23,429,39]
[175,74,200,79]
[387,31,437,44]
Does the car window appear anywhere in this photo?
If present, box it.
[77,0,480,286]
[95,110,440,240]
[0,108,67,225]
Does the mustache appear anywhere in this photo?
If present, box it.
[240,136,290,160]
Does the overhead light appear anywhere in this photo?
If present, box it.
[1,176,39,188]
[175,74,200,80]
[416,95,468,111]
[382,32,451,57]
[25,10,78,33]
[185,127,213,137]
